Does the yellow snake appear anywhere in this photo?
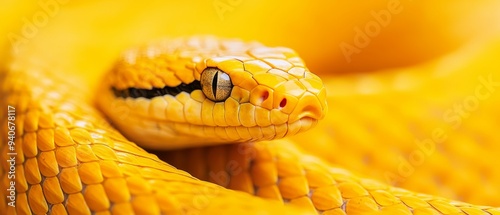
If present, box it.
[1,34,500,215]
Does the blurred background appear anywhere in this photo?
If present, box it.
[2,0,500,207]
[3,0,500,75]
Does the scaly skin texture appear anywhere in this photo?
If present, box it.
[0,60,311,214]
[156,139,500,214]
[1,36,500,215]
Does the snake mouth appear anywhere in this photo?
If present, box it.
[106,111,319,149]
[137,110,319,128]
[300,116,316,123]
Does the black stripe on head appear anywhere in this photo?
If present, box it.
[113,80,201,99]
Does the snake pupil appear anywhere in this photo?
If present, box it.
[212,72,218,99]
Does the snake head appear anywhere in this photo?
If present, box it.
[98,36,327,149]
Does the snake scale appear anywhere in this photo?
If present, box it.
[1,35,500,215]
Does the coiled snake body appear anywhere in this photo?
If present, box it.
[1,36,499,214]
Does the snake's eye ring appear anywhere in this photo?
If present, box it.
[200,67,233,102]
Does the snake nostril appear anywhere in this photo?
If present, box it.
[279,98,287,108]
[261,91,269,101]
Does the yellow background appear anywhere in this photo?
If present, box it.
[2,0,500,207]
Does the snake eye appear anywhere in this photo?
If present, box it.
[200,67,233,102]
